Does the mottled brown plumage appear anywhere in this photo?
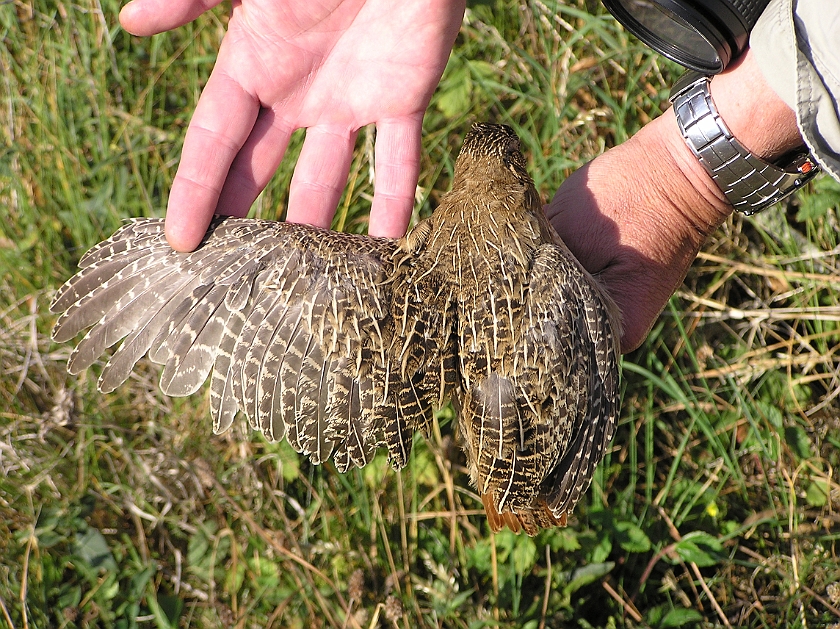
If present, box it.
[51,123,621,535]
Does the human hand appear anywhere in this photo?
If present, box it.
[547,50,802,353]
[545,116,730,353]
[120,0,465,251]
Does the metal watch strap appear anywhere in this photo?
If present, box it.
[669,71,819,216]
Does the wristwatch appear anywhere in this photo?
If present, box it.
[669,71,819,216]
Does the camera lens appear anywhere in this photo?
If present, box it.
[602,0,769,73]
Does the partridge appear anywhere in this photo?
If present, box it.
[51,123,621,535]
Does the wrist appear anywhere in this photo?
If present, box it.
[668,49,813,216]
[708,49,803,164]
[546,111,729,351]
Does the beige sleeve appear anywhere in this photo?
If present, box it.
[751,0,840,180]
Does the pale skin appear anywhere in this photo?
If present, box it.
[120,0,805,353]
[120,0,466,245]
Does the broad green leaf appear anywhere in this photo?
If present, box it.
[615,521,651,553]
[74,527,117,572]
[590,533,613,564]
[129,566,154,599]
[673,532,723,567]
[277,440,301,483]
[187,527,211,566]
[467,60,497,80]
[436,62,472,118]
[411,448,440,488]
[466,539,493,573]
[225,560,246,594]
[796,176,840,221]
[563,561,615,596]
[549,528,581,553]
[785,425,813,460]
[157,594,184,625]
[661,608,704,627]
[511,535,538,573]
[806,479,830,507]
[755,400,783,428]
[249,554,281,589]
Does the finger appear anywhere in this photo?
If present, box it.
[285,128,357,230]
[165,71,260,252]
[215,107,294,217]
[119,0,224,36]
[368,117,422,238]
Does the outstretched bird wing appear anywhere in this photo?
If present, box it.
[51,216,402,471]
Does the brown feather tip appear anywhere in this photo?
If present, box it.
[548,507,568,528]
[481,493,568,536]
[481,492,519,533]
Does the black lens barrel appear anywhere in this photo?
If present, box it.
[602,0,771,73]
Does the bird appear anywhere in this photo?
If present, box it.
[51,123,621,536]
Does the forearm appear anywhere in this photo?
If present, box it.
[547,48,805,352]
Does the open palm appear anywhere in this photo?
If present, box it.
[121,0,465,250]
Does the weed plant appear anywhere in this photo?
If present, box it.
[2,1,839,627]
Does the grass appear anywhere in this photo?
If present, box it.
[2,0,840,627]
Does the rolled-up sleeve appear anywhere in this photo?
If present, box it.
[751,0,840,180]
